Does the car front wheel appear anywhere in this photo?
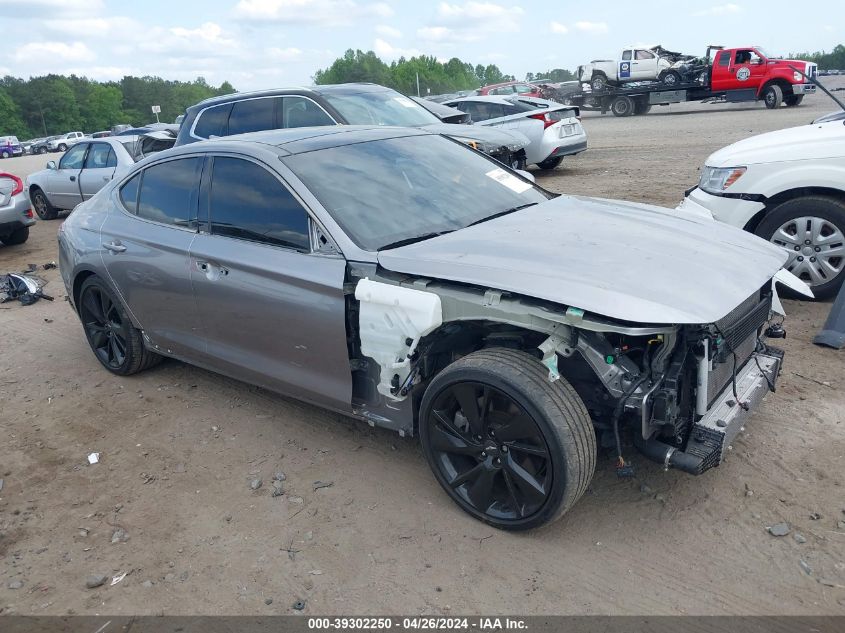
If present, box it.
[419,348,596,530]
[78,275,162,375]
[756,196,845,299]
[1,150,9,159]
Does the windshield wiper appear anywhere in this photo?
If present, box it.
[466,202,538,228]
[378,231,454,251]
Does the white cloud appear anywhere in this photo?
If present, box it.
[43,16,140,37]
[373,38,420,59]
[375,24,402,38]
[418,2,522,44]
[574,21,608,35]
[233,0,393,26]
[437,1,523,24]
[0,0,104,17]
[417,26,456,42]
[550,21,568,35]
[139,22,239,57]
[266,47,303,61]
[12,41,96,64]
[693,3,742,16]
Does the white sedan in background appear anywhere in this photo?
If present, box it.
[441,95,587,170]
[26,133,175,220]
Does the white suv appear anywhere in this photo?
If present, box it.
[47,132,85,152]
[678,119,845,298]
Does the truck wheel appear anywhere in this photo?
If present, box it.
[661,70,681,86]
[419,348,596,531]
[762,84,783,109]
[611,96,635,117]
[0,226,29,245]
[591,74,608,91]
[57,143,68,152]
[31,187,59,220]
[633,101,652,115]
[784,95,804,107]
[755,196,845,299]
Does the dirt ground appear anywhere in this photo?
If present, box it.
[1,84,845,617]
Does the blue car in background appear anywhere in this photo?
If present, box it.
[0,136,23,159]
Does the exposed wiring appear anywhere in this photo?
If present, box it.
[612,340,659,475]
[713,324,749,411]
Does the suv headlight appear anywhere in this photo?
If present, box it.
[699,166,747,194]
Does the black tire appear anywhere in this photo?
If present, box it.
[57,143,68,152]
[0,226,29,245]
[536,156,563,171]
[591,73,608,91]
[419,348,596,530]
[611,95,635,117]
[784,95,804,107]
[762,84,783,109]
[78,275,162,375]
[38,147,47,154]
[633,100,652,115]
[754,196,845,299]
[661,70,681,86]
[0,150,9,159]
[31,187,58,220]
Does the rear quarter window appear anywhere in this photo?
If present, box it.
[119,173,140,214]
[137,158,203,227]
[194,103,233,139]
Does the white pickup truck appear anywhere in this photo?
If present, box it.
[579,46,684,90]
[47,132,85,152]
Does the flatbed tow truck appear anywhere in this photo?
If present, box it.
[568,46,818,116]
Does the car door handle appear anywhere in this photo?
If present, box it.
[197,261,229,279]
[103,241,126,253]
[69,175,76,181]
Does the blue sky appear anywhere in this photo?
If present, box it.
[0,0,842,91]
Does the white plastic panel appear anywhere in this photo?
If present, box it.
[355,279,443,400]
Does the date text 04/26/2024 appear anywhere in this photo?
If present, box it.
[307,617,528,630]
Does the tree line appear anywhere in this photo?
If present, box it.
[314,49,574,95]
[791,44,845,70]
[0,75,235,140]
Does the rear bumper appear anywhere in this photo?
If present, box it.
[552,139,588,157]
[792,83,817,95]
[639,347,783,475]
[0,194,36,233]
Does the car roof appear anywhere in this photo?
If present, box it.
[170,125,432,156]
[445,95,517,105]
[188,83,396,111]
[482,81,532,89]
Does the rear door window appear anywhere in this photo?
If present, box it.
[717,51,730,67]
[194,103,233,139]
[462,101,506,121]
[84,143,115,169]
[208,156,311,251]
[281,96,334,128]
[227,98,277,135]
[137,158,203,228]
[622,50,632,61]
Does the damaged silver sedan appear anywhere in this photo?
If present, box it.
[58,126,809,530]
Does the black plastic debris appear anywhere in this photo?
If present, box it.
[0,272,54,305]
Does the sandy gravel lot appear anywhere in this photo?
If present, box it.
[1,84,844,616]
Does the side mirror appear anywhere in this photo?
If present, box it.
[515,169,535,183]
[46,160,57,170]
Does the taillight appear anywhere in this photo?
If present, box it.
[24,209,33,219]
[0,173,23,196]
[528,113,556,129]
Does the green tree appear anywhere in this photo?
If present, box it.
[0,88,29,138]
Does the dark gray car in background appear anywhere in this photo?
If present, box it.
[59,126,795,530]
[174,83,530,169]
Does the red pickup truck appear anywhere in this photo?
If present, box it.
[571,45,818,116]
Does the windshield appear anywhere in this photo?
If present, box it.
[284,134,551,251]
[324,91,440,127]
[755,47,774,59]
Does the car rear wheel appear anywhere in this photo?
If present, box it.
[58,143,68,152]
[0,226,29,245]
[78,276,162,375]
[419,348,596,530]
[1,150,9,159]
[755,196,845,299]
[784,95,804,107]
[38,147,47,154]
[763,84,783,109]
[31,188,58,220]
[536,156,563,171]
[591,74,608,91]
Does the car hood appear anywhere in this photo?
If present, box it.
[706,121,845,166]
[420,123,529,150]
[376,195,788,325]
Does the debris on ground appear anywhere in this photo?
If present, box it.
[250,478,262,490]
[264,598,273,605]
[8,580,23,589]
[767,522,790,537]
[794,533,807,544]
[85,574,108,589]
[0,478,4,492]
[810,512,822,520]
[639,483,653,495]
[313,480,333,491]
[111,528,129,544]
[42,262,57,270]
[799,560,813,575]
[273,471,286,482]
[141,580,154,588]
[87,452,100,465]
[0,272,53,305]
[745,483,753,497]
[292,600,306,611]
[111,572,127,586]
[272,480,284,497]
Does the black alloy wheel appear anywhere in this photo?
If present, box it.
[80,283,130,370]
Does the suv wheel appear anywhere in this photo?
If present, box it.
[419,348,596,530]
[756,196,845,299]
[661,70,681,86]
[1,150,9,159]
[31,187,59,220]
[590,74,608,91]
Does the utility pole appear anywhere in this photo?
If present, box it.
[416,72,420,97]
